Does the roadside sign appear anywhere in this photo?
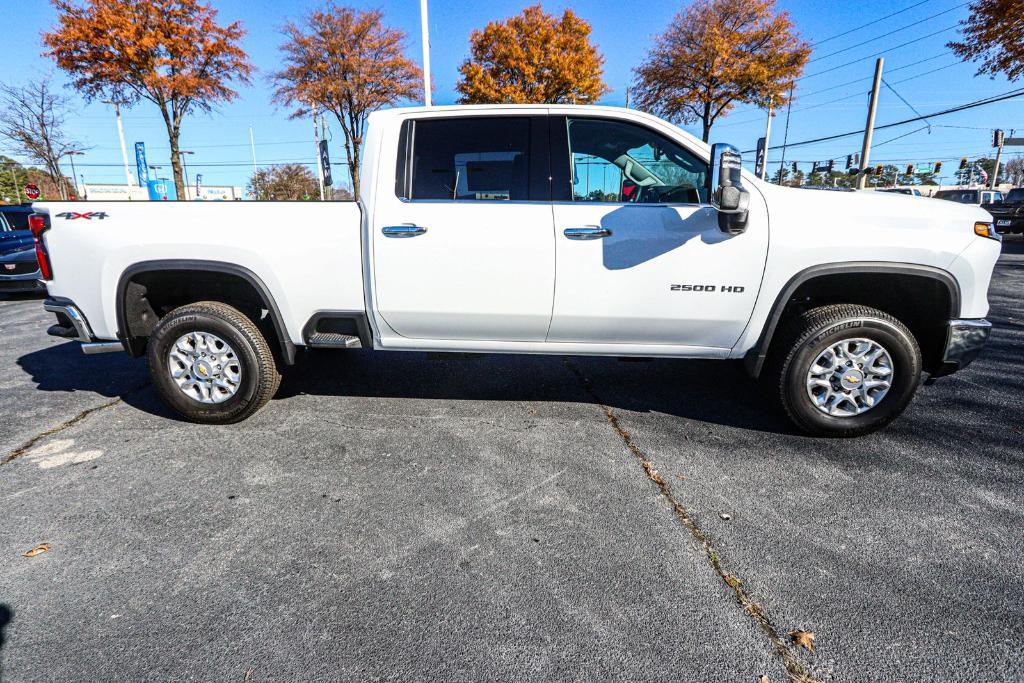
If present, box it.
[24,183,40,200]
[754,137,766,178]
[1004,138,1024,146]
[135,142,149,185]
[319,140,333,187]
[195,173,203,199]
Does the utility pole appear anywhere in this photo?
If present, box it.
[856,58,884,190]
[761,97,774,180]
[106,101,135,187]
[67,151,84,199]
[313,107,326,201]
[420,0,432,106]
[249,125,259,200]
[991,129,1005,190]
[9,164,21,203]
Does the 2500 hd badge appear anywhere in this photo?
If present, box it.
[670,284,746,292]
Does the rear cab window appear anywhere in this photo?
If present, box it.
[396,116,550,201]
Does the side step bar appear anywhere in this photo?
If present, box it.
[302,312,372,349]
[306,332,362,348]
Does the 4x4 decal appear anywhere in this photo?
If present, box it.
[55,211,109,220]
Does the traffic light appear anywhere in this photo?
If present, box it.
[906,164,914,176]
[934,161,942,174]
[875,164,883,175]
[845,155,853,170]
[959,157,968,170]
[994,129,1004,147]
[791,161,798,173]
[827,159,835,174]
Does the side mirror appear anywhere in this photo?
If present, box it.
[707,143,750,235]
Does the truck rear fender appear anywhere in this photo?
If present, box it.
[116,260,296,365]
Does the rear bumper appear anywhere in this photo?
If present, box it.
[931,318,991,378]
[44,298,124,354]
[993,216,1024,234]
[0,268,44,292]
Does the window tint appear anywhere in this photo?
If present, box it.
[566,117,707,204]
[408,118,531,201]
[1007,188,1024,203]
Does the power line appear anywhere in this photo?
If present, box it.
[810,0,932,47]
[882,79,932,130]
[747,87,1024,153]
[808,3,966,63]
[718,59,961,129]
[801,24,961,80]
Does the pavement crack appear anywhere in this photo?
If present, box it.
[564,359,817,683]
[4,396,125,466]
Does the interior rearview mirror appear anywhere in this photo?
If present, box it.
[707,143,750,235]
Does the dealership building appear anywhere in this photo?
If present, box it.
[79,182,245,201]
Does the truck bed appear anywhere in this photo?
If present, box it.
[36,201,365,345]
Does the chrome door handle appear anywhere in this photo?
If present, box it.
[382,225,427,237]
[564,226,611,240]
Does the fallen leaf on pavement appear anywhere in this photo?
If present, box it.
[760,676,770,683]
[23,543,51,558]
[789,630,816,653]
[244,668,254,681]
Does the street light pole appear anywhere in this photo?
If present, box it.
[761,96,774,181]
[420,0,432,106]
[181,150,195,199]
[105,101,135,187]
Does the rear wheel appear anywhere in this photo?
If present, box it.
[771,304,922,437]
[147,301,280,424]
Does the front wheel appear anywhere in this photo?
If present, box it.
[147,301,281,424]
[772,304,922,437]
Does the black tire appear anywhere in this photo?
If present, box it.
[770,304,922,437]
[146,301,281,424]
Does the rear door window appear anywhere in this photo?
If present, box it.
[402,117,545,201]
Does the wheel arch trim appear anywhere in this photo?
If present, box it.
[115,259,296,365]
[743,261,961,378]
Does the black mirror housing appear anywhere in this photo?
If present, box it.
[707,143,750,234]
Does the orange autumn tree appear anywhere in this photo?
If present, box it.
[949,0,1024,81]
[632,0,810,142]
[272,5,421,199]
[43,0,252,199]
[457,5,610,104]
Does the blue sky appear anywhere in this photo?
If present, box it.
[1,0,1021,191]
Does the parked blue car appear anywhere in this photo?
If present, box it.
[0,204,44,293]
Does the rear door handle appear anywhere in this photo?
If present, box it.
[563,226,611,240]
[382,225,427,238]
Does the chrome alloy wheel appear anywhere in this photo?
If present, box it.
[805,337,894,417]
[167,331,243,404]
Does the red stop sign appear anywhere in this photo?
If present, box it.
[24,184,40,200]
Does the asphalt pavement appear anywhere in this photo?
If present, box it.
[1,237,1022,682]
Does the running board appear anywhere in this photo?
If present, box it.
[306,332,362,348]
[301,312,372,349]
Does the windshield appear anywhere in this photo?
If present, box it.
[1007,189,1024,203]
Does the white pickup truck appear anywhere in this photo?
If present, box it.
[30,105,1001,436]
